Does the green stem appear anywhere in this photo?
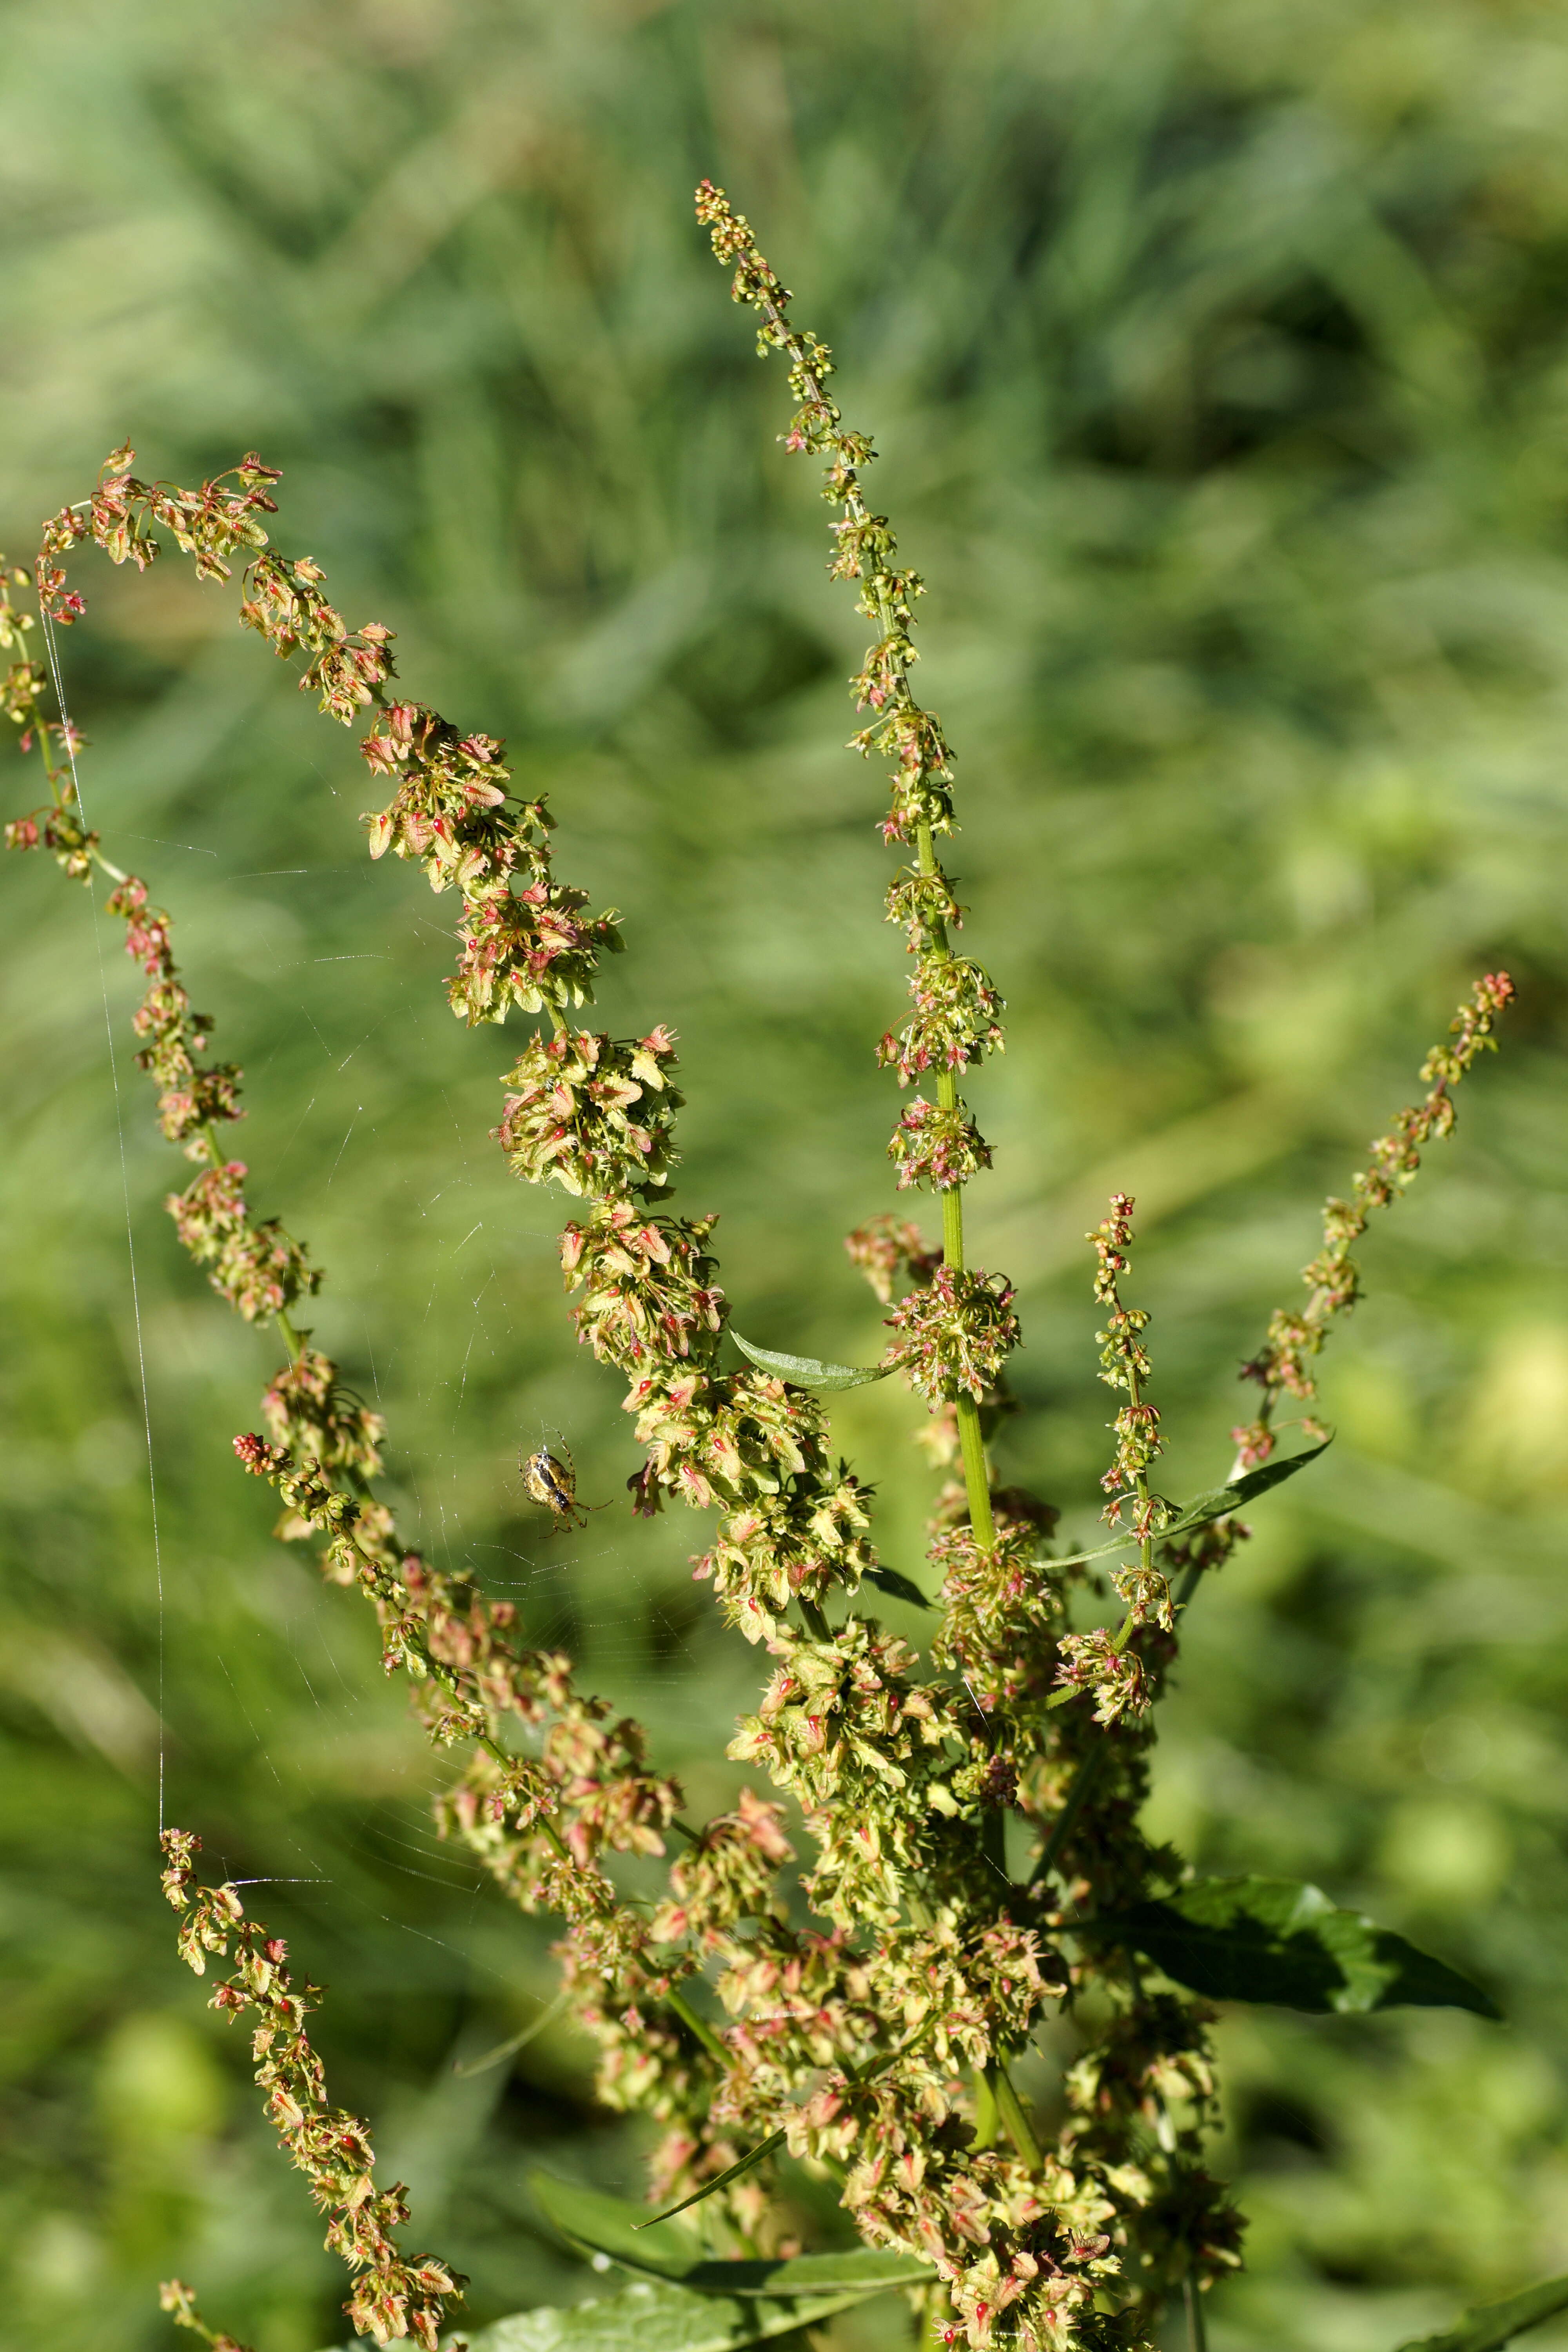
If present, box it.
[938,1165,964,1268]
[989,2053,1042,2172]
[798,1595,832,1642]
[666,1985,730,2067]
[1175,1557,1209,1613]
[956,1397,995,1549]
[969,2065,999,2151]
[921,2288,957,2350]
[1183,2274,1209,2352]
[1027,1738,1106,1890]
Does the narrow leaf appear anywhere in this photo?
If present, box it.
[863,1563,931,1610]
[1166,1434,1336,1537]
[325,2273,886,2352]
[1395,2272,1568,2352]
[638,2127,787,2227]
[1046,1437,1334,1570]
[732,1332,893,1391]
[1090,1875,1500,2018]
[531,2173,705,2283]
[636,2022,940,2231]
[456,1986,575,2077]
[691,2249,934,2299]
[530,2171,933,2301]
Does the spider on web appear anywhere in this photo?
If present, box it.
[517,1437,605,1535]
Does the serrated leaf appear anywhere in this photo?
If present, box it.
[322,2273,880,2352]
[1047,1436,1334,1570]
[863,1563,931,1610]
[1394,2271,1568,2351]
[731,1332,894,1391]
[530,2172,933,2299]
[1091,1875,1500,2018]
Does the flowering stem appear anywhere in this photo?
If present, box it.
[956,1397,995,1550]
[743,259,1004,1556]
[916,784,995,1548]
[1100,1354,1156,1656]
[969,2067,999,2151]
[988,2054,1042,2172]
[665,1986,729,2067]
[1026,1738,1106,1891]
[799,1595,833,1642]
[1127,1359,1154,1570]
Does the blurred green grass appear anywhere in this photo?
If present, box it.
[4,2,1568,2347]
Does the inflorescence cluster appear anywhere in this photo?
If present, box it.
[158,1830,463,2350]
[0,189,1514,2352]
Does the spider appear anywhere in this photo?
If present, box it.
[518,1437,601,1534]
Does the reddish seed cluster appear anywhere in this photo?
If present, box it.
[889,1096,994,1192]
[158,1831,465,2351]
[878,954,1005,1087]
[843,1211,942,1304]
[495,1026,682,1196]
[885,1265,1022,1404]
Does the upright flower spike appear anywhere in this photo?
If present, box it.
[1088,1195,1168,1541]
[1234,972,1515,1466]
[697,178,1013,1553]
[1045,1201,1174,1729]
[696,187,1251,2341]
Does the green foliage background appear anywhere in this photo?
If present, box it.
[4,3,1568,2347]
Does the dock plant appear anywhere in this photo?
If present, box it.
[0,183,1547,2352]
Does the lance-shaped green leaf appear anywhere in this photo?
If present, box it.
[862,1563,931,1611]
[639,2127,788,2227]
[530,2171,933,2300]
[638,2020,940,2229]
[323,2272,884,2352]
[1089,1875,1500,2018]
[1045,1436,1334,1570]
[1394,2272,1568,2351]
[731,1332,895,1391]
[530,2174,706,2283]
